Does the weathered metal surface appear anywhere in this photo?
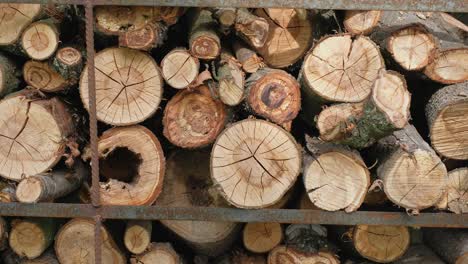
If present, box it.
[1,0,467,12]
[0,203,466,227]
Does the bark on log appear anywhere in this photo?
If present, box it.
[374,125,447,213]
[0,52,20,98]
[55,218,125,264]
[255,8,313,68]
[0,90,74,181]
[0,183,16,202]
[0,216,7,251]
[426,82,468,160]
[130,243,182,264]
[80,47,163,126]
[97,125,165,205]
[156,149,240,257]
[394,245,444,264]
[15,161,87,203]
[24,60,68,92]
[211,8,237,34]
[215,50,245,106]
[243,222,283,254]
[188,8,221,60]
[3,249,59,264]
[161,48,200,89]
[344,10,382,35]
[316,70,411,149]
[163,85,227,148]
[245,68,301,126]
[303,137,370,212]
[9,218,57,259]
[437,168,468,214]
[268,246,340,264]
[424,228,468,264]
[124,220,152,255]
[233,40,265,74]
[284,224,336,254]
[50,46,84,85]
[211,119,301,208]
[0,4,42,46]
[220,249,267,264]
[119,23,167,51]
[235,8,269,49]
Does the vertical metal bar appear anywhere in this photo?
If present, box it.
[84,1,102,264]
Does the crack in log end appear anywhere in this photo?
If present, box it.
[211,119,300,208]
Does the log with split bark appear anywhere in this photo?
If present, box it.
[210,119,301,209]
[156,149,240,257]
[130,243,182,264]
[0,90,75,181]
[214,50,245,106]
[55,218,125,264]
[424,228,468,264]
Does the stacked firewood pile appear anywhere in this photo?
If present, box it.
[0,3,466,263]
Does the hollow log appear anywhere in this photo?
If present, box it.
[55,218,125,264]
[394,245,444,264]
[124,220,152,255]
[0,52,20,98]
[426,82,468,160]
[119,23,167,51]
[303,137,370,212]
[9,218,57,259]
[344,10,382,35]
[268,246,340,264]
[161,48,200,89]
[80,47,163,126]
[156,149,240,257]
[50,46,84,85]
[374,125,447,213]
[130,243,182,264]
[233,40,265,74]
[163,85,227,148]
[211,119,301,208]
[243,222,283,254]
[97,125,165,205]
[0,4,42,46]
[437,168,468,214]
[3,249,59,264]
[316,70,411,148]
[245,68,301,126]
[24,60,68,92]
[16,161,87,203]
[0,90,74,181]
[235,8,269,49]
[215,50,245,106]
[424,228,468,264]
[188,8,221,60]
[255,8,313,68]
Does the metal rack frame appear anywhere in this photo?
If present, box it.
[0,1,467,262]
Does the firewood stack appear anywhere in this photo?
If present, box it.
[0,4,466,263]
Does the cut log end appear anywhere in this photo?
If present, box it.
[119,23,167,51]
[80,47,163,126]
[247,69,301,125]
[130,243,181,264]
[235,8,269,48]
[353,225,410,263]
[9,219,55,259]
[161,48,200,89]
[243,222,283,253]
[424,48,468,84]
[56,47,82,67]
[0,4,42,45]
[302,35,384,102]
[163,85,226,148]
[24,61,67,92]
[16,177,43,203]
[304,143,370,212]
[124,220,152,254]
[21,21,59,60]
[317,103,364,142]
[211,119,301,209]
[55,219,125,264]
[344,10,382,35]
[219,76,244,106]
[98,126,165,206]
[387,24,437,71]
[441,168,468,214]
[0,93,73,181]
[268,246,340,264]
[233,41,265,73]
[190,35,221,60]
[256,8,312,68]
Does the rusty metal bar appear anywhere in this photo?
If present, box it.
[2,0,468,12]
[0,203,466,227]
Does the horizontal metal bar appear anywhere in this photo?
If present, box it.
[0,203,466,227]
[2,0,468,12]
